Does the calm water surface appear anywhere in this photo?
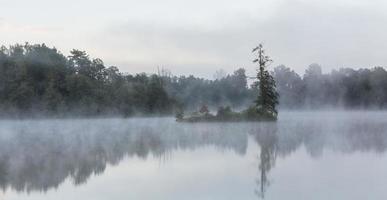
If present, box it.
[0,111,386,200]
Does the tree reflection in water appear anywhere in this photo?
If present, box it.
[0,112,386,196]
[0,119,249,193]
[247,112,387,199]
[250,123,278,199]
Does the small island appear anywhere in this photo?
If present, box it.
[176,44,279,122]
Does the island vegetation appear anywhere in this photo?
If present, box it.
[1,43,387,118]
[177,44,279,122]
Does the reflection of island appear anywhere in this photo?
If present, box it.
[248,114,387,199]
[0,114,386,195]
[250,123,278,199]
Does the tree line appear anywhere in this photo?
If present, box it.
[0,43,386,117]
[273,64,387,109]
[163,64,387,111]
[0,44,173,117]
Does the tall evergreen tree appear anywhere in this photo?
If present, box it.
[252,44,279,119]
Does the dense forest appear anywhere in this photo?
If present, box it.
[0,44,173,117]
[0,43,386,117]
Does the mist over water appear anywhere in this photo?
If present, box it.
[0,111,387,199]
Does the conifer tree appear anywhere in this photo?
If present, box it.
[252,44,279,119]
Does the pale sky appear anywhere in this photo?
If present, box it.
[1,0,387,78]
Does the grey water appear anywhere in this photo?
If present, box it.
[0,111,387,200]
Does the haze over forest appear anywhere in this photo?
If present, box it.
[1,43,387,117]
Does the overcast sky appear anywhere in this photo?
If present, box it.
[1,0,387,78]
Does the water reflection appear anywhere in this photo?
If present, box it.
[0,119,248,193]
[250,123,278,199]
[0,112,386,199]
[249,112,387,198]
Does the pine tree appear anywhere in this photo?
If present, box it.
[252,44,279,119]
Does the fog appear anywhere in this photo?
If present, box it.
[1,111,387,199]
[2,43,387,119]
[3,0,387,199]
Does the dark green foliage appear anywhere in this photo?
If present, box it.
[179,105,277,122]
[145,75,172,113]
[0,43,174,117]
[3,43,387,118]
[178,44,279,123]
[242,106,277,121]
[252,44,279,119]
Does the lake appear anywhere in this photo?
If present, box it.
[0,111,386,200]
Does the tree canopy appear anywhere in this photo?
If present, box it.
[0,43,173,117]
[252,44,279,119]
[1,43,387,118]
